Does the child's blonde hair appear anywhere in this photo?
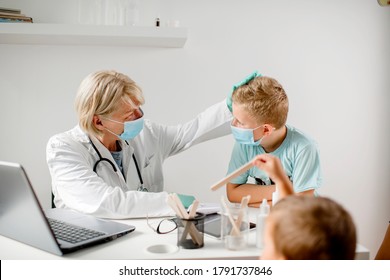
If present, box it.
[232,76,288,129]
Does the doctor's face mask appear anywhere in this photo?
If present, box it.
[103,109,144,141]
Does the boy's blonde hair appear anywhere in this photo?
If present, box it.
[269,196,357,260]
[75,70,145,137]
[232,76,288,129]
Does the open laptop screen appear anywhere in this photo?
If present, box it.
[0,161,135,255]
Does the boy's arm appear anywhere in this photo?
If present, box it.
[296,189,315,196]
[226,182,275,206]
[252,154,294,199]
[227,154,312,206]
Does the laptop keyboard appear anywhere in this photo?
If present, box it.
[48,218,106,244]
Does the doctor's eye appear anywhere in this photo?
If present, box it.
[125,107,143,121]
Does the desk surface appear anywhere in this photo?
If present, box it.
[0,210,370,260]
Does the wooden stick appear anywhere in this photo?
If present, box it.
[230,195,250,235]
[167,195,183,218]
[220,196,241,236]
[172,193,189,219]
[188,199,199,219]
[210,160,253,191]
[181,199,200,243]
[171,194,202,245]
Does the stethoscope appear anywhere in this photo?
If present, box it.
[89,137,147,192]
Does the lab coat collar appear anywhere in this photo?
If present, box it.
[73,125,134,153]
[72,125,91,144]
[72,125,135,176]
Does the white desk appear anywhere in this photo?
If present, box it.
[0,217,262,259]
[0,210,370,260]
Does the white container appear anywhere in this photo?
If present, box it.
[220,203,249,250]
[256,198,270,249]
[124,0,140,26]
[272,186,279,206]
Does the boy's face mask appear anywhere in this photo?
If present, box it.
[230,123,264,146]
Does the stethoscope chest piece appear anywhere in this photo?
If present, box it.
[137,185,148,192]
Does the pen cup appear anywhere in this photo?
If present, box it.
[177,213,205,249]
[221,203,249,250]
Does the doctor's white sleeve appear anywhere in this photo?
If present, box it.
[46,135,174,219]
[160,100,232,157]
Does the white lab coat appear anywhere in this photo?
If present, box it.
[46,100,232,219]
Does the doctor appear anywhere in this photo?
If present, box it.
[46,70,232,219]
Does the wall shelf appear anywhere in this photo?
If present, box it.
[0,23,188,48]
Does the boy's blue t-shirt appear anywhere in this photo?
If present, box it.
[227,125,322,194]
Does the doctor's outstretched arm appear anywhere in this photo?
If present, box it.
[158,100,233,158]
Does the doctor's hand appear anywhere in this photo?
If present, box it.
[227,71,262,112]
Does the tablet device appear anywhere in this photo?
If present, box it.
[203,213,256,239]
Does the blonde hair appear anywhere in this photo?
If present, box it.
[75,70,145,137]
[232,76,288,129]
[269,196,357,260]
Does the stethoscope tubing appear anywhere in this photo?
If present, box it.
[89,137,144,189]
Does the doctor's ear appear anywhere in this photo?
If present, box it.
[93,115,105,131]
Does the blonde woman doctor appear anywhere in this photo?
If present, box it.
[47,70,232,219]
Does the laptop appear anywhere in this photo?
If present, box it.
[0,161,135,255]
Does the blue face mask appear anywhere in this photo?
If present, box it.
[104,113,144,141]
[230,124,264,146]
[118,116,144,141]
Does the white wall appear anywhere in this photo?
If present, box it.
[0,0,389,259]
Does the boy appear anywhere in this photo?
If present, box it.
[262,195,357,260]
[226,72,322,206]
[253,154,357,260]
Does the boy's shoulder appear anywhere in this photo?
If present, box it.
[286,125,316,142]
[285,125,318,149]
